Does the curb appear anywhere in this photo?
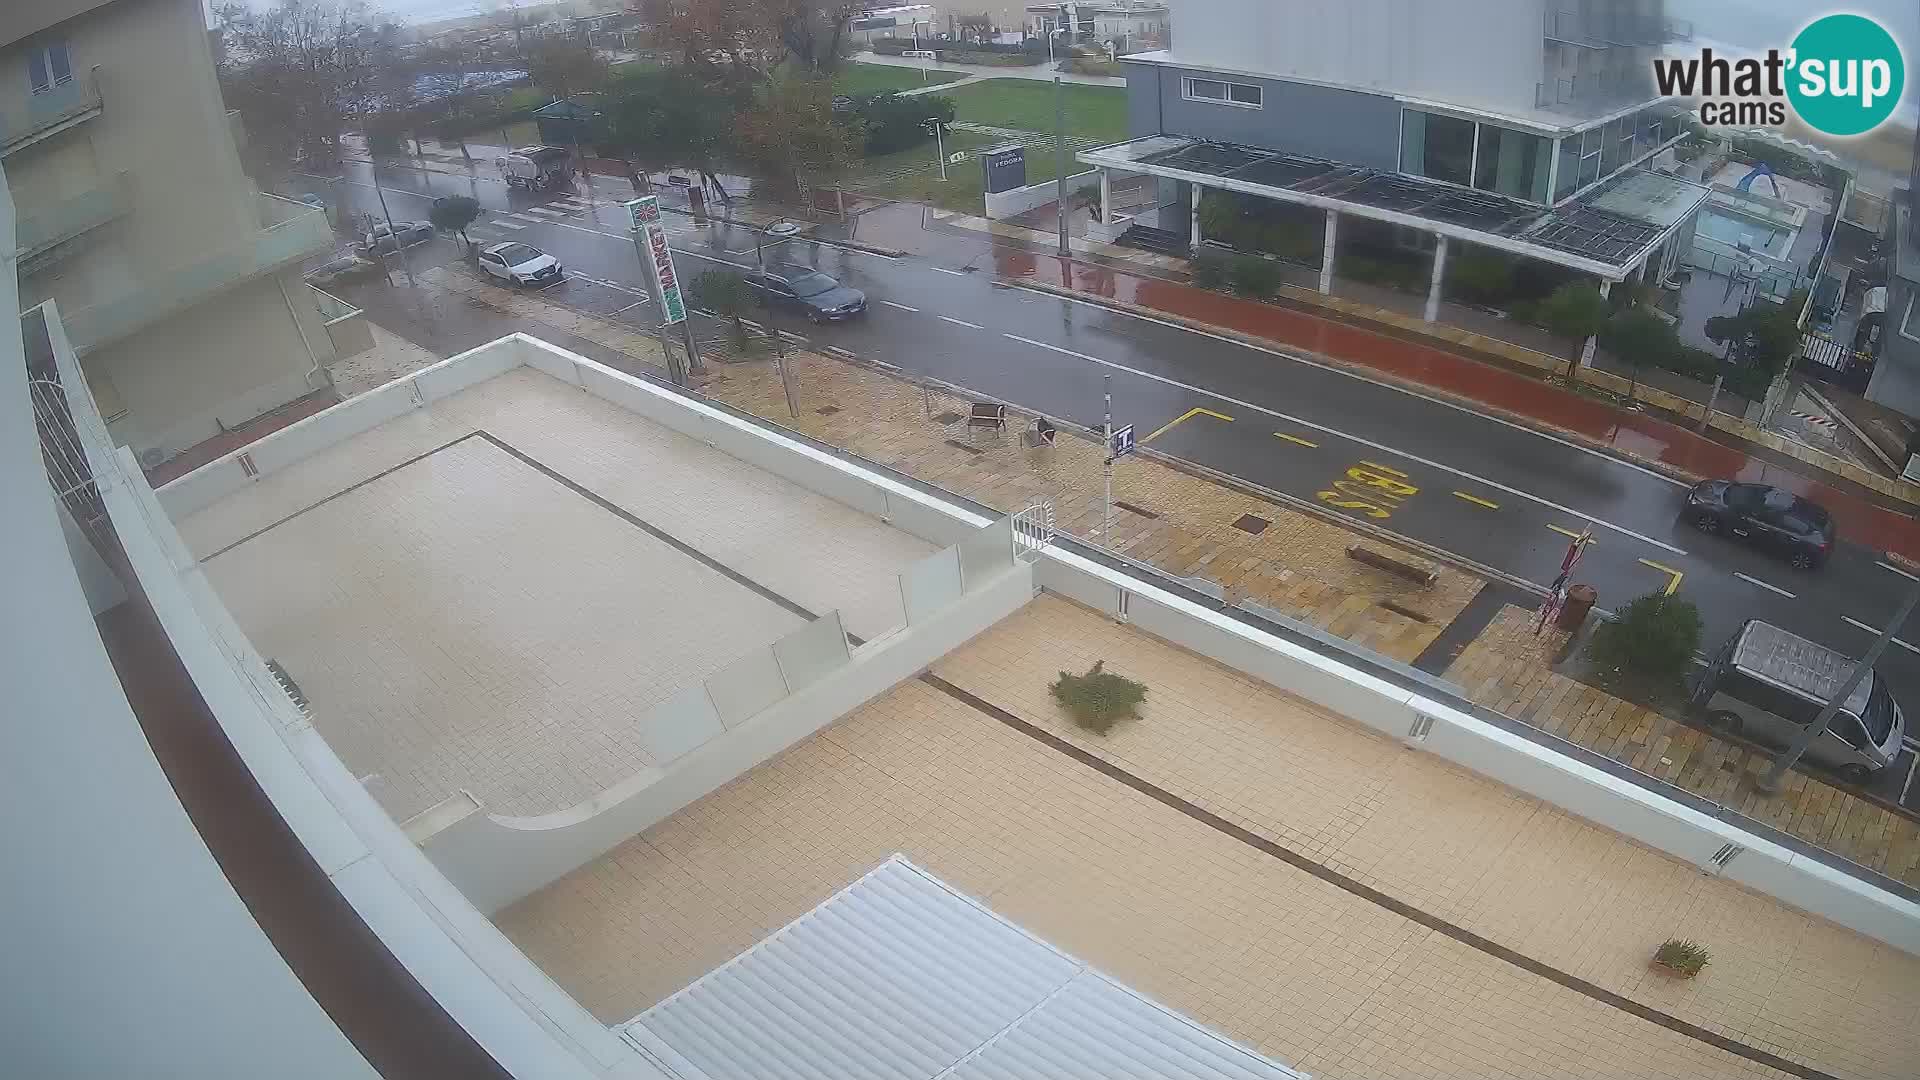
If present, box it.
[1002,278,1718,488]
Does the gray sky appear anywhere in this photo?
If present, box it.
[1668,0,1918,57]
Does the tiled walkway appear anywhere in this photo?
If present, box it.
[500,595,1920,1080]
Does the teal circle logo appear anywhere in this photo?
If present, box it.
[1787,14,1905,136]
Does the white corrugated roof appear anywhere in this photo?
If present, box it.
[621,856,1307,1080]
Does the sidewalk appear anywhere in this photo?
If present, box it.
[981,250,1920,559]
[852,49,1126,86]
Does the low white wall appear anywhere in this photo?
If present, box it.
[416,565,1033,915]
[984,169,1099,221]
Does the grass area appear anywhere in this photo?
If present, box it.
[942,79,1129,143]
[840,128,1066,215]
[833,61,967,96]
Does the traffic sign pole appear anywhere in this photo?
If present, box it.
[1102,375,1113,542]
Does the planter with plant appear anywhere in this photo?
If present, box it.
[1650,938,1709,979]
[1585,590,1703,701]
[1050,660,1147,735]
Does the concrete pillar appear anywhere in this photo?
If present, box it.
[1099,167,1112,227]
[1424,235,1449,322]
[1189,183,1202,249]
[1579,278,1611,367]
[1319,210,1338,294]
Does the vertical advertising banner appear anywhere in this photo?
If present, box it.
[625,196,687,325]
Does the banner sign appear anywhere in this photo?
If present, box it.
[626,196,686,325]
[981,143,1027,195]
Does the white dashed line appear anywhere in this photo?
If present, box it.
[487,219,527,230]
[827,346,858,358]
[611,299,649,314]
[1840,616,1920,654]
[1734,573,1796,598]
[937,315,984,329]
[880,301,919,312]
[1880,560,1920,583]
[999,332,1687,555]
[930,267,968,276]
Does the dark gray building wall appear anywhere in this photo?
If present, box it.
[1866,203,1920,418]
[1123,63,1403,170]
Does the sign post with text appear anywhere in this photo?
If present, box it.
[626,196,703,379]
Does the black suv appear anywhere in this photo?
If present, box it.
[744,267,867,323]
[1685,481,1834,570]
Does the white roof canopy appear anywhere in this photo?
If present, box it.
[622,855,1308,1080]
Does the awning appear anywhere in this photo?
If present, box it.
[1080,135,1711,279]
[621,855,1307,1080]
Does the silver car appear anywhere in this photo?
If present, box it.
[1692,620,1906,784]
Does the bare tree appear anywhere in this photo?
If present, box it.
[214,0,400,167]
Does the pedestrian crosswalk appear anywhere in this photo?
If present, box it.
[488,219,527,230]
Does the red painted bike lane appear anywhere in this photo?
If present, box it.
[992,248,1920,561]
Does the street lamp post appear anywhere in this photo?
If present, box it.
[926,117,948,181]
[1054,77,1069,256]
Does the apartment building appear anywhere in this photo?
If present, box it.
[2,0,338,466]
[1867,126,1920,422]
[1083,0,1709,359]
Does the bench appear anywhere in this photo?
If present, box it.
[966,403,1007,433]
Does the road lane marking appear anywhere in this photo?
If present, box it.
[997,333,1688,555]
[1879,560,1920,582]
[930,266,969,276]
[1319,462,1419,520]
[881,301,919,312]
[828,346,858,358]
[1547,524,1593,542]
[1734,572,1795,598]
[611,300,649,314]
[1274,432,1318,447]
[487,219,527,230]
[1638,558,1684,596]
[1359,460,1408,478]
[996,279,1688,490]
[523,206,566,217]
[1453,491,1500,510]
[1840,616,1920,654]
[1142,407,1232,444]
[937,315,985,329]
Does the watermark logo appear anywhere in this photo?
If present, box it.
[1651,13,1904,136]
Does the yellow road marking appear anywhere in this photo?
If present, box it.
[1638,558,1685,596]
[1274,432,1319,448]
[1359,460,1408,478]
[1546,524,1593,542]
[1452,491,1500,510]
[1142,406,1233,444]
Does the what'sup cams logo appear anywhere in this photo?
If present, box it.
[1652,13,1905,136]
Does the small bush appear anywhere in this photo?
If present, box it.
[1190,251,1229,290]
[1050,660,1147,735]
[1229,254,1283,298]
[1586,590,1703,695]
[1447,248,1517,306]
[1652,938,1710,977]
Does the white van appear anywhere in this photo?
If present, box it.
[1691,620,1906,783]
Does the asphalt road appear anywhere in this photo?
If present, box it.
[313,163,1920,798]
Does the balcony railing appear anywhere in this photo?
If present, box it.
[61,194,334,352]
[1544,9,1603,47]
[14,171,132,271]
[1,69,103,157]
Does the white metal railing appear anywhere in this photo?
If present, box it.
[1,68,102,155]
[1013,500,1056,562]
[307,283,361,324]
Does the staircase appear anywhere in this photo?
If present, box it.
[1114,223,1189,257]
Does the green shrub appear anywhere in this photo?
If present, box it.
[1050,660,1147,735]
[1190,251,1229,290]
[1653,938,1710,977]
[938,49,1043,66]
[1600,306,1680,375]
[1229,254,1283,298]
[1340,254,1424,292]
[1586,591,1703,695]
[852,92,955,155]
[1196,192,1241,245]
[1532,280,1609,351]
[1447,248,1516,305]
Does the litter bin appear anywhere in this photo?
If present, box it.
[1556,584,1597,631]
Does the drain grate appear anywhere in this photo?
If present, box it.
[814,405,842,416]
[944,439,985,455]
[1232,513,1271,535]
[933,410,964,425]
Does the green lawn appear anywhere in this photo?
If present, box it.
[942,79,1129,143]
[833,61,968,96]
[841,128,1068,215]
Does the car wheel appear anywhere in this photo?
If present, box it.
[1837,763,1872,786]
[1705,710,1743,736]
[1789,550,1816,571]
[1692,511,1721,535]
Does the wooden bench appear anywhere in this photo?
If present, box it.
[966,402,1007,433]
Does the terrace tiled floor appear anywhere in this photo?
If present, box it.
[499,595,1920,1080]
[179,368,935,820]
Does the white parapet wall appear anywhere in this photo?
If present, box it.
[984,169,1100,221]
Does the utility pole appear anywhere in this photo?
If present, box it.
[1054,76,1069,256]
[1101,374,1113,540]
[1758,566,1920,793]
[369,162,420,299]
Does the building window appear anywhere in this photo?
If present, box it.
[27,41,73,94]
[1183,76,1262,108]
[1553,136,1580,201]
[1902,295,1920,343]
[1400,109,1474,187]
[1473,123,1552,202]
[1577,125,1604,188]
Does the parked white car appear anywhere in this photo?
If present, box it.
[478,241,562,286]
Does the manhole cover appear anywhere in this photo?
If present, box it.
[815,405,842,416]
[1232,514,1271,534]
[933,410,964,425]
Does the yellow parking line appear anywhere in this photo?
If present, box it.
[1359,460,1408,477]
[1452,491,1500,510]
[1638,558,1685,596]
[1546,524,1593,542]
[1142,407,1233,445]
[1274,432,1319,448]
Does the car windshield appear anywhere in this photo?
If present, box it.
[1860,676,1896,744]
[1726,483,1767,511]
[785,272,839,297]
[496,244,543,265]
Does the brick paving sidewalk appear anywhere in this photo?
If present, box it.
[1447,606,1920,888]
